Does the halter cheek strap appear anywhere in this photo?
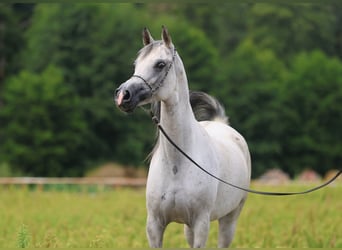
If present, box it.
[132,47,177,94]
[132,75,153,91]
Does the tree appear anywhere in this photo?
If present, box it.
[277,50,342,176]
[172,4,250,57]
[217,39,287,177]
[0,66,87,176]
[0,4,25,91]
[248,4,338,60]
[23,4,155,168]
[2,3,341,177]
[175,3,342,61]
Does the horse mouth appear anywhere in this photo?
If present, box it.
[117,103,136,113]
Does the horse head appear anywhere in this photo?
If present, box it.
[115,26,177,113]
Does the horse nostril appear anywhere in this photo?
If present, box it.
[123,90,131,101]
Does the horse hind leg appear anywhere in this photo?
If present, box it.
[218,199,246,248]
[218,214,238,248]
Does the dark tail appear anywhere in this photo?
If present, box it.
[189,90,228,124]
[151,90,228,124]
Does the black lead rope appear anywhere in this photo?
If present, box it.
[151,115,341,196]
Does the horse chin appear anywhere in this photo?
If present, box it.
[118,104,137,113]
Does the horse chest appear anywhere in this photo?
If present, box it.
[158,187,191,224]
[147,160,217,224]
[148,184,209,225]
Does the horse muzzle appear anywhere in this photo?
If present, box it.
[114,81,152,113]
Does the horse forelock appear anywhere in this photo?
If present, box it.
[136,41,175,64]
[136,41,161,63]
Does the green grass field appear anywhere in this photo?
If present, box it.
[0,183,341,248]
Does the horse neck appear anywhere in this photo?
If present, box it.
[159,56,198,154]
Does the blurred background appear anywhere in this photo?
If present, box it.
[0,3,341,179]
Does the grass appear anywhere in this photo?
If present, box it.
[0,183,341,248]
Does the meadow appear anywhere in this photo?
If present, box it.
[0,183,341,248]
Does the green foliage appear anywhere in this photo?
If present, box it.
[0,66,87,176]
[277,51,342,176]
[17,224,30,248]
[179,3,340,60]
[248,4,337,59]
[22,4,153,170]
[0,4,24,85]
[0,162,23,177]
[173,4,250,56]
[0,3,342,177]
[218,39,287,176]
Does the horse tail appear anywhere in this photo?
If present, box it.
[189,90,229,124]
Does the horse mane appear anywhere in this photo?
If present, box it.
[147,90,229,162]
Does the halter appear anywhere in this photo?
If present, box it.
[132,47,177,94]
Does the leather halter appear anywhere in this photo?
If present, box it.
[132,47,177,94]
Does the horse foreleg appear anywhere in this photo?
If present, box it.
[192,214,210,248]
[184,224,194,247]
[146,214,166,248]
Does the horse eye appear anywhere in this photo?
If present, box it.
[155,61,166,69]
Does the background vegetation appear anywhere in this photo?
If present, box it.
[0,3,341,177]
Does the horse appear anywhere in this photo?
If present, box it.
[114,26,251,248]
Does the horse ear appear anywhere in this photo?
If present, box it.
[142,27,154,46]
[161,25,172,48]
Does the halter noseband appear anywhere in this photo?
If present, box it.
[132,47,177,94]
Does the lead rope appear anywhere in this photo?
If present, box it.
[150,113,341,196]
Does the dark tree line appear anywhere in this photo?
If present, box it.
[0,3,341,177]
